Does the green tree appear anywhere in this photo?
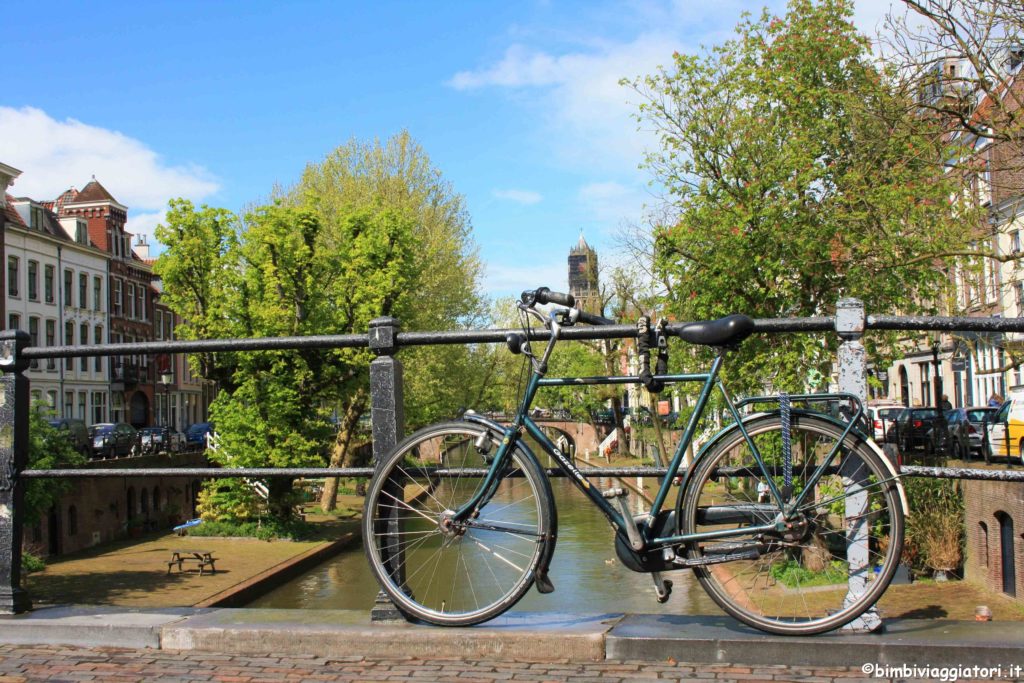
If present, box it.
[287,132,487,510]
[157,133,485,516]
[626,0,981,392]
[25,410,86,526]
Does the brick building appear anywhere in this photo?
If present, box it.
[964,480,1023,600]
[57,180,156,427]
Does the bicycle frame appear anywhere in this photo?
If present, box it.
[454,345,850,552]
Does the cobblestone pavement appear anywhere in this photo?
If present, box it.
[0,644,877,682]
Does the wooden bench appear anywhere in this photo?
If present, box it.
[167,550,217,575]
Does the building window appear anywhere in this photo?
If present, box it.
[92,391,107,424]
[94,326,103,372]
[155,310,163,340]
[93,276,102,311]
[127,283,136,319]
[64,391,73,419]
[63,269,73,308]
[79,273,87,309]
[8,314,20,331]
[80,323,89,373]
[27,261,38,301]
[28,317,39,369]
[1013,230,1022,254]
[979,521,989,568]
[113,278,123,316]
[44,265,55,304]
[67,505,78,536]
[138,287,146,321]
[64,322,74,371]
[76,221,88,244]
[8,256,19,298]
[77,391,86,421]
[45,320,56,370]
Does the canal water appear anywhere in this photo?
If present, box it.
[249,477,722,616]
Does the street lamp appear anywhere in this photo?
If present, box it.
[159,370,173,428]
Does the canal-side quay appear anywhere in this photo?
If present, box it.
[0,608,1021,673]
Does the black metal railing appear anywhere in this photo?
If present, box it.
[3,304,1024,615]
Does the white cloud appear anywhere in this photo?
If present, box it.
[493,188,543,205]
[0,106,219,246]
[449,33,680,171]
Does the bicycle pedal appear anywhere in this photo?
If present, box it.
[602,488,626,499]
[652,572,672,603]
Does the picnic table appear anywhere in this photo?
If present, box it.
[167,550,217,575]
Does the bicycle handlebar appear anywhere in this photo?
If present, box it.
[531,287,575,307]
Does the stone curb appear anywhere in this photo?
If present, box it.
[161,609,617,662]
[1,607,1021,668]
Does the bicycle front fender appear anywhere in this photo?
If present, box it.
[684,410,908,515]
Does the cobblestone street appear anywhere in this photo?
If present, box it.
[0,644,870,682]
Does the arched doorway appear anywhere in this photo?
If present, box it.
[997,512,1016,597]
[129,392,149,428]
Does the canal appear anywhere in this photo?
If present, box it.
[249,477,723,616]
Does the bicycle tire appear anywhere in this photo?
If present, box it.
[363,421,553,626]
[679,413,905,635]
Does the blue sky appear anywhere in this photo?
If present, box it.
[2,0,894,298]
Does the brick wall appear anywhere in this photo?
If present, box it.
[963,479,1024,600]
[25,451,211,557]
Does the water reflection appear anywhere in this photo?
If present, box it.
[250,478,723,616]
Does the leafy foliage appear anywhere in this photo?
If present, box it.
[156,132,486,517]
[24,409,87,526]
[626,0,981,393]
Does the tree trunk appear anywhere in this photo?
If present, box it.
[319,389,368,512]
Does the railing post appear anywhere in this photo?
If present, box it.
[0,330,32,613]
[367,317,406,623]
[836,299,883,633]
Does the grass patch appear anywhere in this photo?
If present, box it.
[770,559,848,588]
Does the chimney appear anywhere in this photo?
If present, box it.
[134,234,150,260]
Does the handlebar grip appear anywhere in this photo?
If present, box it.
[578,310,615,326]
[535,287,575,307]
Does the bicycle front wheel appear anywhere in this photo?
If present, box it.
[679,413,904,635]
[363,421,552,626]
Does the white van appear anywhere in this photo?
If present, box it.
[985,386,1024,465]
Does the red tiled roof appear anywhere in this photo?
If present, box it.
[51,188,78,215]
[67,179,117,204]
[2,194,27,227]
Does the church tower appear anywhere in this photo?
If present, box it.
[568,233,599,313]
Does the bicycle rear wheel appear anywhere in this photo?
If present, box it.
[363,422,552,626]
[679,413,904,635]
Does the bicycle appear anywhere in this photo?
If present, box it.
[363,288,907,635]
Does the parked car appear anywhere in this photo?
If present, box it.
[886,407,947,455]
[944,406,997,460]
[866,402,904,442]
[47,418,93,458]
[139,426,184,454]
[89,422,140,459]
[184,422,214,449]
[985,388,1024,465]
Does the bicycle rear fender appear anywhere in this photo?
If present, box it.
[460,412,559,593]
[685,410,908,515]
